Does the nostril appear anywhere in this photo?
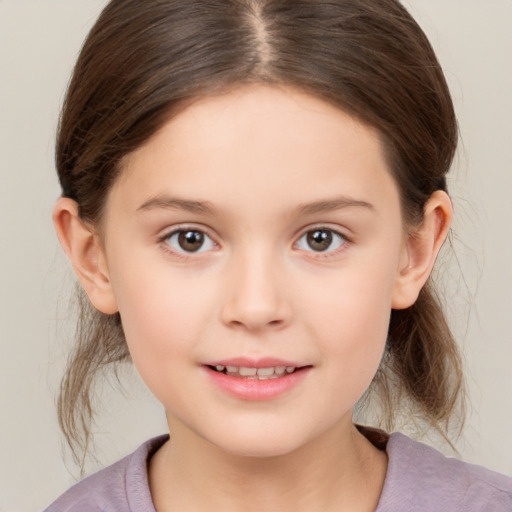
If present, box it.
[224,315,287,331]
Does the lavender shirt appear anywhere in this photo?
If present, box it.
[44,432,512,511]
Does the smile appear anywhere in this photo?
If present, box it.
[203,361,311,401]
[209,365,298,380]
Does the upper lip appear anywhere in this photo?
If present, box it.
[203,357,307,368]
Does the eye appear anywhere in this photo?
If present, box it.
[165,229,216,253]
[296,228,346,253]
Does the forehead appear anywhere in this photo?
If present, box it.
[110,85,401,221]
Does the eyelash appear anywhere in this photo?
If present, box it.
[158,225,350,260]
[295,227,350,258]
[158,226,219,260]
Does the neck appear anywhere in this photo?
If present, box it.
[149,417,387,512]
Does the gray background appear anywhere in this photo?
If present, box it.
[0,1,511,510]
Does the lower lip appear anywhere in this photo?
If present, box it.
[204,366,311,401]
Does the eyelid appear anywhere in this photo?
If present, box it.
[158,224,220,256]
[156,223,351,259]
[294,225,351,256]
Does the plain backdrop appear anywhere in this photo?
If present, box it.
[0,1,511,510]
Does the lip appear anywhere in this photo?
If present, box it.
[202,358,312,401]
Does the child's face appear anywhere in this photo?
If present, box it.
[100,85,409,456]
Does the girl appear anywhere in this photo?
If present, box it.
[45,0,511,510]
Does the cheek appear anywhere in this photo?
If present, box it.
[109,263,215,387]
[305,256,398,393]
[325,295,390,393]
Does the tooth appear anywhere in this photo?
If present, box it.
[215,365,225,371]
[226,366,238,373]
[239,367,257,376]
[285,367,295,373]
[275,366,286,375]
[257,367,275,376]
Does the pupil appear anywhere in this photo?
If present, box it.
[307,230,332,251]
[178,231,204,252]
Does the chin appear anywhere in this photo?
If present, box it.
[221,438,302,459]
[203,423,315,460]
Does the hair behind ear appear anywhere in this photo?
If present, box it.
[370,281,465,437]
[58,287,129,471]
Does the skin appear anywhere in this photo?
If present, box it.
[54,85,452,511]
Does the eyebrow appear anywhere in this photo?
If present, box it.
[137,196,215,214]
[297,197,375,215]
[136,195,374,216]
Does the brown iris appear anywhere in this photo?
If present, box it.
[178,230,205,252]
[307,230,333,251]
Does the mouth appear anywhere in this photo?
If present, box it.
[207,364,303,380]
[203,359,312,400]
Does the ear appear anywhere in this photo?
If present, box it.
[392,190,453,310]
[53,197,119,315]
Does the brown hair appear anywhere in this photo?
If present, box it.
[56,0,464,463]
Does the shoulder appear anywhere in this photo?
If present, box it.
[376,432,512,512]
[43,435,168,512]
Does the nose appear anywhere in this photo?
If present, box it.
[220,250,292,332]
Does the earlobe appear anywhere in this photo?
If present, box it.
[53,197,119,315]
[391,190,453,310]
